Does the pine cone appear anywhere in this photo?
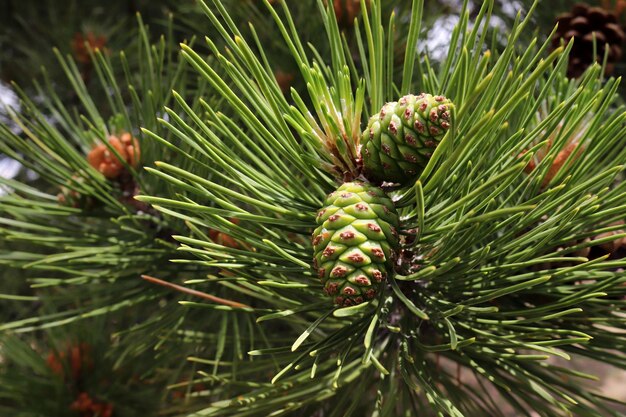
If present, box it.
[312,182,399,306]
[361,93,453,184]
[552,3,625,77]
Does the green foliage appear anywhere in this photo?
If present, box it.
[0,10,266,415]
[0,0,625,416]
[138,0,626,415]
[0,320,171,417]
[0,17,213,339]
[1,0,135,95]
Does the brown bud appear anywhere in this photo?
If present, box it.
[87,133,140,179]
[72,32,107,65]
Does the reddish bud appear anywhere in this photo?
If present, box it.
[331,266,348,277]
[348,253,365,263]
[343,286,357,295]
[322,246,336,257]
[340,231,355,240]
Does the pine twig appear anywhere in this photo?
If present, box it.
[141,274,251,309]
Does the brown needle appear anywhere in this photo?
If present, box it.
[141,274,251,309]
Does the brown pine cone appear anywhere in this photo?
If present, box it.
[552,3,625,77]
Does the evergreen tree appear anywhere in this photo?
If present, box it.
[1,1,625,416]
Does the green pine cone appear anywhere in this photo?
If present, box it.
[361,93,453,184]
[312,182,399,306]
